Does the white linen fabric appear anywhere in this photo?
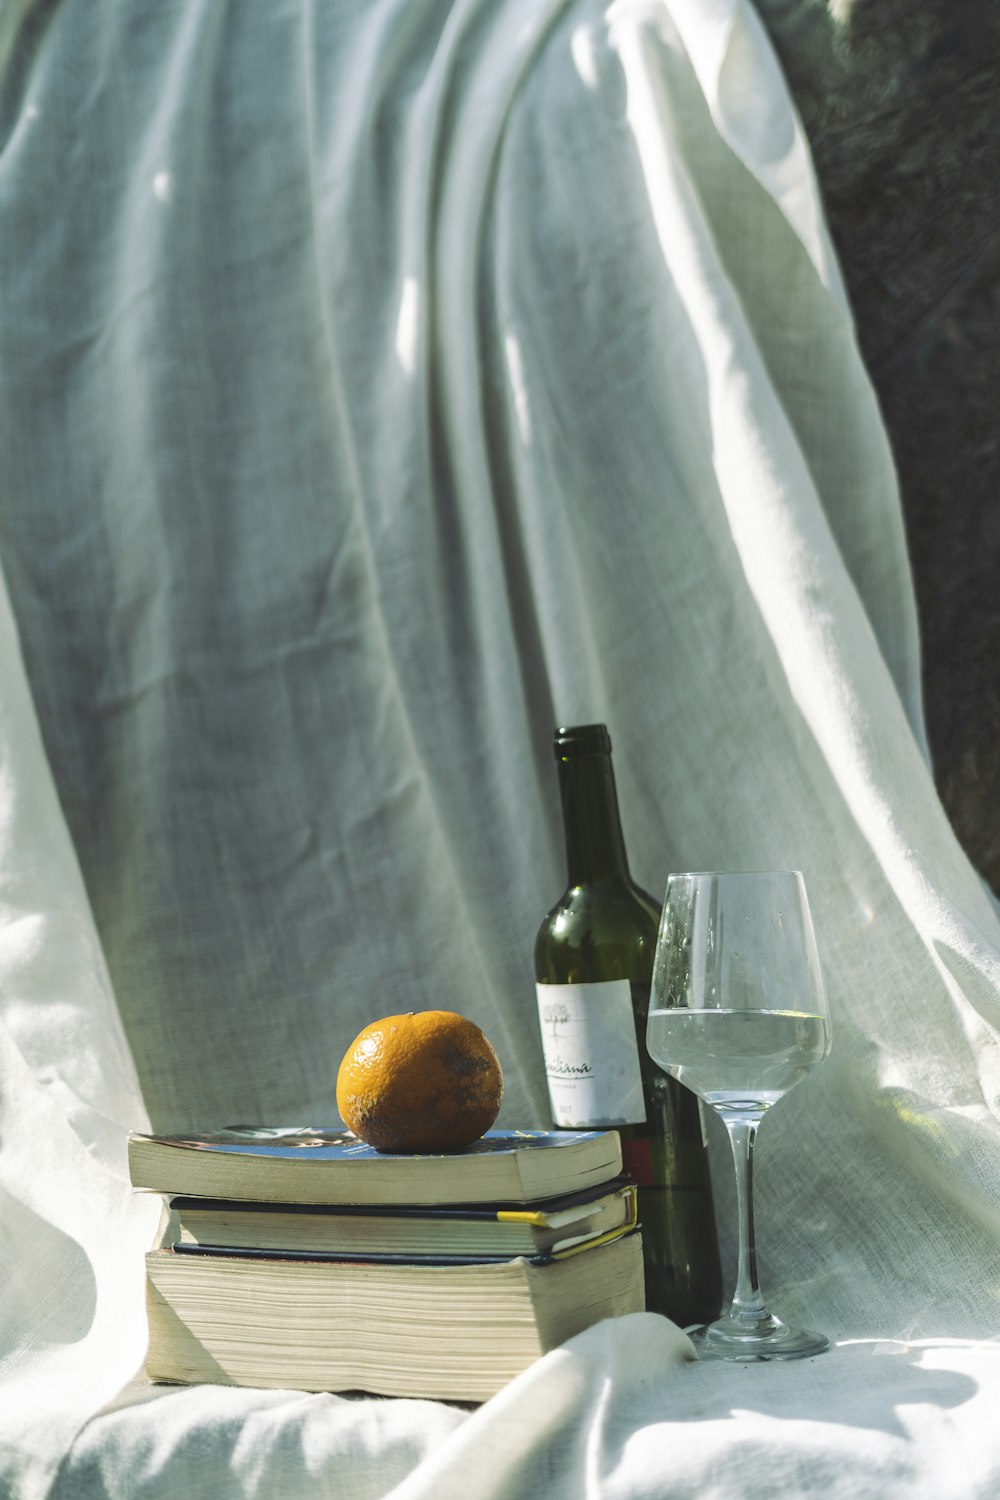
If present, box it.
[2,0,1000,1496]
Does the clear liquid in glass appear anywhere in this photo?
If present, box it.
[646,1008,831,1115]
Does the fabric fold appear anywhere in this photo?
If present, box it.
[1,1,999,1496]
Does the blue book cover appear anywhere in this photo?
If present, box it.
[153,1126,605,1162]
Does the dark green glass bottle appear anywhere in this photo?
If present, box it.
[533,723,723,1325]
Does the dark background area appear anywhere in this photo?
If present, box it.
[756,0,999,893]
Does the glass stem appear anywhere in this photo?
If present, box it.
[724,1117,770,1327]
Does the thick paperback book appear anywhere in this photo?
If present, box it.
[128,1125,623,1205]
[144,1229,645,1401]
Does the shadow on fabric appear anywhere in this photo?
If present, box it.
[0,1185,97,1347]
[674,1338,980,1440]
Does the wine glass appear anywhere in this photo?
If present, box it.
[646,871,831,1361]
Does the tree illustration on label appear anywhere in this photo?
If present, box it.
[541,999,571,1040]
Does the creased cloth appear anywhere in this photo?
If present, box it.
[2,0,1000,1496]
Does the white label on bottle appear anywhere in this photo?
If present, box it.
[535,980,646,1127]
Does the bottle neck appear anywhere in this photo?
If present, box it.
[557,751,631,886]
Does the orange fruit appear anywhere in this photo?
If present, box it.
[336,1010,504,1153]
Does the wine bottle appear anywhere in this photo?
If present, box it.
[533,723,723,1325]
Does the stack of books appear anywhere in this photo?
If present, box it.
[128,1125,644,1402]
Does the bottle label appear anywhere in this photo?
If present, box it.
[535,980,646,1127]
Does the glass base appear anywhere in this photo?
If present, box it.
[688,1315,829,1363]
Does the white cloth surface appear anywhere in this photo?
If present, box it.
[2,0,1000,1496]
[46,1324,1000,1500]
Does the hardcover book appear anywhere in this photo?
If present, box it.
[128,1125,623,1205]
